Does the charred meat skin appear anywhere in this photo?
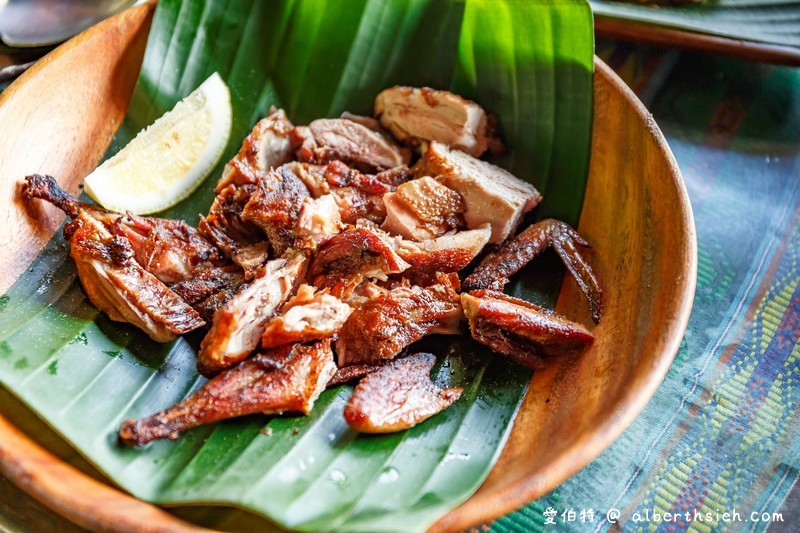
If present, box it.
[463,219,602,323]
[216,107,295,192]
[241,165,311,256]
[197,249,307,376]
[374,86,502,157]
[395,224,491,284]
[415,142,541,243]
[112,214,226,284]
[261,285,352,349]
[22,175,204,342]
[381,176,465,240]
[461,290,594,370]
[170,266,247,324]
[293,118,410,173]
[335,273,462,366]
[308,227,409,291]
[344,353,462,433]
[119,339,336,446]
[198,183,265,270]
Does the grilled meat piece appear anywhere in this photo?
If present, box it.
[343,353,462,433]
[170,266,247,324]
[262,285,352,349]
[294,195,342,248]
[307,227,409,292]
[22,175,204,341]
[230,241,270,280]
[461,290,594,369]
[395,224,491,284]
[381,176,465,240]
[240,165,311,256]
[374,86,501,157]
[119,339,336,446]
[336,273,461,366]
[216,107,295,192]
[112,213,226,284]
[197,249,307,376]
[327,360,389,387]
[198,183,265,270]
[293,118,410,172]
[463,219,602,323]
[415,142,541,243]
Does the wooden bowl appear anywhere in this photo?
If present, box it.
[0,3,696,531]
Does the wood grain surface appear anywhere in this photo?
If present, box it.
[0,7,697,531]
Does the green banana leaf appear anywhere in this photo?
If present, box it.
[0,0,594,531]
[591,0,800,48]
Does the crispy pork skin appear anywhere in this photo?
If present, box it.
[241,165,311,256]
[463,219,602,323]
[381,176,465,240]
[293,118,410,172]
[374,86,499,157]
[415,142,541,243]
[308,227,409,291]
[261,285,352,348]
[343,353,462,433]
[335,273,461,366]
[197,249,307,376]
[22,175,204,342]
[461,290,594,369]
[119,339,336,446]
[216,107,295,192]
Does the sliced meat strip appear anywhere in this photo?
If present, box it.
[327,360,389,387]
[381,176,465,240]
[292,117,410,172]
[461,290,594,370]
[343,353,462,433]
[216,107,295,192]
[21,175,203,342]
[415,142,541,243]
[308,227,409,292]
[170,266,247,324]
[198,183,265,267]
[197,249,307,376]
[241,164,311,256]
[335,273,461,366]
[395,224,491,284]
[119,339,336,446]
[463,218,602,323]
[261,285,352,349]
[374,86,502,157]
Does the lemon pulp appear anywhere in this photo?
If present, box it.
[84,72,232,214]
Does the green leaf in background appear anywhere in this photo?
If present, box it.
[591,0,800,48]
[0,0,593,531]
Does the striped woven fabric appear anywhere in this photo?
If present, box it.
[493,42,800,532]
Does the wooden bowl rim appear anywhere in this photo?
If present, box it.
[0,9,697,532]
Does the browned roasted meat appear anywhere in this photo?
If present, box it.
[343,353,462,433]
[197,249,307,376]
[395,225,491,284]
[336,273,461,366]
[463,219,602,323]
[198,183,266,270]
[170,266,247,324]
[415,142,541,243]
[307,227,409,293]
[240,165,311,256]
[261,285,352,349]
[216,107,295,192]
[119,339,336,446]
[22,175,204,342]
[461,290,594,369]
[111,213,226,284]
[292,117,410,172]
[294,195,342,248]
[381,176,465,240]
[375,86,502,157]
[327,360,389,387]
[230,241,270,280]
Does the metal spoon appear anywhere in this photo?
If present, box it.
[0,0,137,81]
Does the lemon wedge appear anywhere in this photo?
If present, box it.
[84,72,232,214]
